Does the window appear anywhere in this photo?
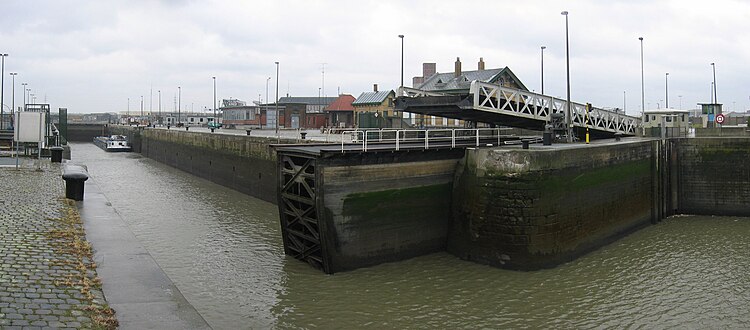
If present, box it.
[200,118,204,122]
[665,116,672,122]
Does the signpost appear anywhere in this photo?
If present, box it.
[715,113,725,125]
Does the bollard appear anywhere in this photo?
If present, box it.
[300,132,307,140]
[50,147,64,163]
[167,125,170,129]
[246,129,252,136]
[211,128,215,133]
[186,126,189,131]
[62,165,89,201]
[522,140,530,149]
[615,132,622,141]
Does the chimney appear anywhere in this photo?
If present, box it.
[423,63,436,78]
[478,57,485,70]
[454,57,462,77]
[373,84,378,92]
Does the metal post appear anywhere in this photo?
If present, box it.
[711,62,717,103]
[212,76,216,130]
[541,46,546,95]
[140,95,144,124]
[10,72,16,129]
[21,82,27,107]
[178,86,181,125]
[158,90,161,124]
[562,11,572,142]
[0,54,7,129]
[639,37,645,116]
[399,34,405,129]
[665,72,669,108]
[266,76,270,129]
[275,61,279,137]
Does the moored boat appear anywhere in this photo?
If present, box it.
[93,135,132,152]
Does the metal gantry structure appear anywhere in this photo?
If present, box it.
[469,81,640,135]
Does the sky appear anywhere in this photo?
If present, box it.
[1,0,749,115]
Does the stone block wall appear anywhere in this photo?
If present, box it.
[448,141,655,270]
[677,138,750,216]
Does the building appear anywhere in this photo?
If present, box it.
[324,94,356,128]
[277,96,337,129]
[352,85,397,128]
[221,99,265,128]
[642,109,689,137]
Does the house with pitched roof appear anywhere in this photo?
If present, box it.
[352,84,398,128]
[408,57,529,127]
[325,94,356,128]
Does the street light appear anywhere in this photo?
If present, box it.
[140,95,144,124]
[212,76,217,130]
[711,62,717,103]
[665,72,669,108]
[398,34,405,128]
[158,90,161,124]
[0,54,7,129]
[10,73,16,127]
[639,37,645,114]
[561,11,572,142]
[541,46,546,94]
[178,86,181,124]
[21,82,27,108]
[275,61,279,136]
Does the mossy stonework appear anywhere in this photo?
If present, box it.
[677,138,750,216]
[449,141,655,270]
[319,157,460,273]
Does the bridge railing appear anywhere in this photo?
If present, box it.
[338,128,512,152]
[470,81,641,135]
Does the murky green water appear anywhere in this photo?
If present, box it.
[71,142,750,329]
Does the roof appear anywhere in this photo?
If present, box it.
[325,94,356,112]
[418,67,528,92]
[644,109,689,114]
[277,96,337,105]
[352,90,394,105]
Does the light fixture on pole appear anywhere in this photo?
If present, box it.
[561,11,572,143]
[178,86,181,125]
[21,82,27,107]
[711,62,717,104]
[275,61,279,136]
[212,76,217,130]
[0,54,8,129]
[9,72,16,130]
[665,72,669,109]
[266,76,270,128]
[398,34,405,128]
[639,37,645,114]
[541,46,546,95]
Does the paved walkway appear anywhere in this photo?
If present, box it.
[0,161,116,329]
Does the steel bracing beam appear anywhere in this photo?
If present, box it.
[278,154,327,272]
[469,81,640,135]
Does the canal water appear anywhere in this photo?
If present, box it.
[71,142,750,329]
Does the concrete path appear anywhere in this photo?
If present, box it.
[79,170,211,329]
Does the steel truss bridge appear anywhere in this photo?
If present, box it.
[395,81,641,137]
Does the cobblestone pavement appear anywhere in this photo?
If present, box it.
[0,163,117,329]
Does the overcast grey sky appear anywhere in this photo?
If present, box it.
[1,0,748,114]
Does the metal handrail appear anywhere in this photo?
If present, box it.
[338,128,511,153]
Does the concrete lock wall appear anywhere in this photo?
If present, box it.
[448,141,655,270]
[676,137,750,216]
[317,150,464,273]
[66,123,108,142]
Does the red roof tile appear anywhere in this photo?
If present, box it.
[325,94,356,111]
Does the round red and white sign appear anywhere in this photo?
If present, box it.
[716,113,725,124]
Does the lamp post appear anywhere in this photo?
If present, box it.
[158,90,161,124]
[275,61,279,136]
[639,37,645,114]
[212,76,217,130]
[0,54,7,129]
[265,76,270,128]
[178,86,181,124]
[127,97,130,124]
[140,95,144,124]
[711,62,717,103]
[399,34,405,129]
[665,72,669,108]
[678,95,682,110]
[10,72,16,128]
[541,46,546,94]
[21,83,27,107]
[561,11,572,142]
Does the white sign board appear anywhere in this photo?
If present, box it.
[14,112,45,143]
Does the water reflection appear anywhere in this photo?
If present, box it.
[71,142,750,329]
